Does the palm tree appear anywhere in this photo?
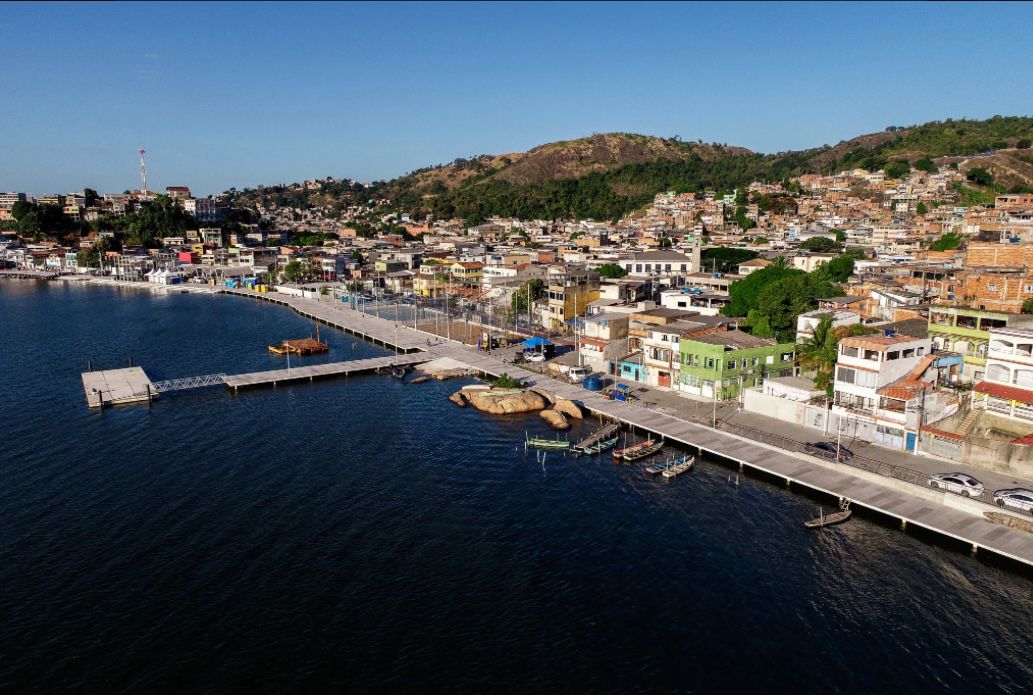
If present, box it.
[770,255,790,270]
[798,315,839,394]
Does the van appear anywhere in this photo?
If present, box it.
[568,365,591,383]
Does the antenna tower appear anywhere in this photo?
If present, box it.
[138,148,148,193]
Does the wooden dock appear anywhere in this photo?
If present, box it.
[81,367,157,408]
[222,353,428,389]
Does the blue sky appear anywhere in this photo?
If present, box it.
[2,1,1030,195]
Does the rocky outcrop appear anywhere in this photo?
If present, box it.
[448,391,468,407]
[539,409,570,430]
[531,388,557,405]
[553,398,584,420]
[462,388,547,415]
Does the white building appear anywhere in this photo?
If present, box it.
[974,327,1033,424]
[831,333,954,450]
[795,309,861,343]
[617,248,701,287]
[578,313,630,374]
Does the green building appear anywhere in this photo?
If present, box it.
[678,330,796,399]
[927,306,1031,382]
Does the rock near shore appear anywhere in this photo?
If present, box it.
[460,388,547,415]
[553,398,584,420]
[539,409,571,430]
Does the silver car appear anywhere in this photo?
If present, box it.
[993,489,1033,513]
[928,473,984,497]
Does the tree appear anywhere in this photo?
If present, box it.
[659,237,673,248]
[916,202,928,215]
[11,200,34,221]
[914,158,937,173]
[884,161,910,179]
[701,247,757,273]
[800,236,839,253]
[511,278,544,315]
[798,317,876,394]
[798,315,840,394]
[76,236,114,269]
[833,229,846,242]
[597,263,628,278]
[1024,298,1033,314]
[930,232,963,251]
[282,260,304,283]
[966,167,993,187]
[1017,139,1031,150]
[722,265,803,317]
[815,251,864,283]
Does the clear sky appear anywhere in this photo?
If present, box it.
[2,1,1031,195]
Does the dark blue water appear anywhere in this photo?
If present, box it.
[2,282,1033,693]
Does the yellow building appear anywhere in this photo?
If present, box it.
[544,272,600,331]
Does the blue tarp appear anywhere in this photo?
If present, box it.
[522,336,554,348]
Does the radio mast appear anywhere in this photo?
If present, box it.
[138,148,148,193]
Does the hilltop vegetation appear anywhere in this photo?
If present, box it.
[230,117,1033,223]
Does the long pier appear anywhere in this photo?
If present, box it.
[81,287,1033,569]
[217,289,1033,569]
[222,353,427,389]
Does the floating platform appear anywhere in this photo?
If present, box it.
[81,367,157,408]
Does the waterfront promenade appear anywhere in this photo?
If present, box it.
[219,288,1033,568]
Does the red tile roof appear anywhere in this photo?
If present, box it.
[974,381,1033,404]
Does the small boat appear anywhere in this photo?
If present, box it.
[526,435,571,450]
[661,456,695,479]
[267,337,329,355]
[622,440,664,462]
[805,501,852,528]
[613,439,655,462]
[409,375,431,384]
[391,367,407,379]
[581,436,618,455]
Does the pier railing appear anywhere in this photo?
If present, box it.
[716,420,1009,510]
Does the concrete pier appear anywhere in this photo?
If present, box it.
[223,353,427,389]
[218,289,1033,569]
[82,367,156,408]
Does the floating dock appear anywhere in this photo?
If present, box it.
[81,367,157,408]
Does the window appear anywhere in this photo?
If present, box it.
[665,264,672,271]
[765,355,774,364]
[841,346,859,358]
[917,347,925,356]
[781,352,793,361]
[837,366,856,384]
[705,358,715,369]
[1025,284,1033,293]
[752,357,760,367]
[887,351,899,360]
[902,348,915,358]
[680,264,687,271]
[988,283,997,292]
[727,359,737,370]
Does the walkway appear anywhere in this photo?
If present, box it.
[220,289,1033,567]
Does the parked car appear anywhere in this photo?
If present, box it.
[566,365,590,383]
[525,351,546,363]
[805,441,854,462]
[928,473,984,497]
[993,489,1033,513]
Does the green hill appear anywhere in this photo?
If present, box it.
[232,117,1033,223]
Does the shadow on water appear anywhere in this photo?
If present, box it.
[2,282,1033,692]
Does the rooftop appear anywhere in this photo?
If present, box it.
[839,333,924,351]
[685,330,776,350]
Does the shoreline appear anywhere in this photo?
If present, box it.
[14,275,1033,571]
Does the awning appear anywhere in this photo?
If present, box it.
[522,336,553,348]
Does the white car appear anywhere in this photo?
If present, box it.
[928,473,984,497]
[993,489,1033,513]
[525,352,546,363]
[568,365,592,383]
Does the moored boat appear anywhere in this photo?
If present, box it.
[660,455,695,478]
[526,435,571,450]
[613,439,655,462]
[621,440,664,462]
[805,501,852,528]
[581,436,618,455]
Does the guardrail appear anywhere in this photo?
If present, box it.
[152,373,227,393]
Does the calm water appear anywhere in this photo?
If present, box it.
[2,281,1033,693]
